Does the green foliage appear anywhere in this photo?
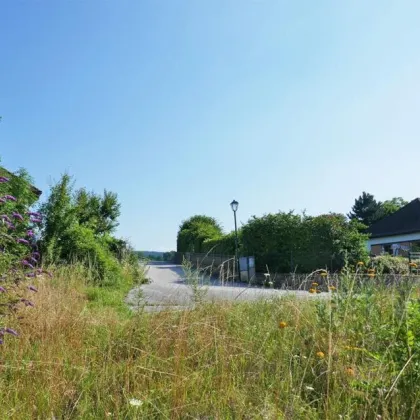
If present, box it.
[202,231,238,255]
[348,192,407,227]
[74,188,120,235]
[163,251,176,261]
[348,191,382,227]
[177,215,223,253]
[372,254,410,274]
[239,211,368,273]
[39,174,137,286]
[380,197,408,219]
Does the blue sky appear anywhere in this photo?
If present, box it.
[1,1,420,251]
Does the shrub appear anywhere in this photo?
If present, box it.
[60,225,123,286]
[371,254,410,275]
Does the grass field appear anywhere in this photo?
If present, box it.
[1,266,420,419]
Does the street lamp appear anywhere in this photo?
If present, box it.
[230,200,240,280]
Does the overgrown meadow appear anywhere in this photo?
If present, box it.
[2,167,420,419]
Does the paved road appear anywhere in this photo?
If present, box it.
[126,262,324,311]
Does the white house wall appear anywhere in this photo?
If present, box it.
[366,232,420,251]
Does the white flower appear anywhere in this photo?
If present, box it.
[129,398,143,407]
[305,386,315,391]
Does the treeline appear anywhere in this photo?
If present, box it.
[177,192,408,273]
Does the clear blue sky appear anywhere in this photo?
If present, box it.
[1,1,419,251]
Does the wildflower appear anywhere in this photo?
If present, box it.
[316,289,321,294]
[28,285,38,292]
[0,338,3,345]
[312,282,319,287]
[320,272,327,277]
[305,386,315,391]
[27,230,35,237]
[5,328,19,337]
[32,252,40,259]
[17,238,29,245]
[328,286,336,291]
[0,198,5,203]
[24,300,35,307]
[3,195,17,201]
[0,214,11,222]
[12,212,24,222]
[368,273,375,278]
[129,398,143,407]
[30,217,42,224]
[357,261,364,266]
[26,272,36,278]
[309,288,316,294]
[409,262,418,268]
[21,260,34,269]
[316,351,325,358]
[0,176,10,183]
[346,367,355,377]
[279,321,287,329]
[6,222,16,230]
[26,211,41,217]
[0,287,6,293]
[367,268,375,273]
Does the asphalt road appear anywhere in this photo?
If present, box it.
[126,262,323,311]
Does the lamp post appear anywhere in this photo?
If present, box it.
[230,199,240,281]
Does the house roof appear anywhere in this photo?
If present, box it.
[367,198,420,238]
[0,167,42,197]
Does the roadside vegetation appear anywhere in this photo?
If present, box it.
[2,163,420,418]
[1,265,420,418]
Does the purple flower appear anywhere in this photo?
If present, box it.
[27,230,35,237]
[5,328,18,337]
[12,212,24,222]
[0,214,11,222]
[3,195,17,202]
[30,217,42,224]
[17,238,29,245]
[24,300,35,307]
[21,260,34,269]
[46,271,53,278]
[28,285,38,293]
[32,252,40,259]
[26,211,41,217]
[0,338,3,345]
[0,198,5,204]
[6,222,16,230]
[26,272,36,278]
[0,176,9,183]
[29,257,38,264]
[0,287,6,293]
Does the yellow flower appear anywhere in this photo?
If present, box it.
[357,261,364,266]
[279,321,287,329]
[368,273,375,278]
[328,286,336,291]
[316,351,325,359]
[312,282,319,287]
[320,272,327,277]
[316,289,321,294]
[409,262,418,268]
[346,367,355,377]
[309,288,316,294]
[367,268,375,273]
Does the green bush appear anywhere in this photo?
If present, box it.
[60,225,123,286]
[202,231,238,255]
[371,254,410,274]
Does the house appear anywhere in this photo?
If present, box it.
[367,198,420,256]
[0,166,42,200]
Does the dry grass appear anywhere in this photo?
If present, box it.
[0,266,420,419]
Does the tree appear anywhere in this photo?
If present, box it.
[176,215,223,253]
[380,197,408,219]
[348,192,382,227]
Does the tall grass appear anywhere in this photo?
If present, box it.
[0,266,419,418]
